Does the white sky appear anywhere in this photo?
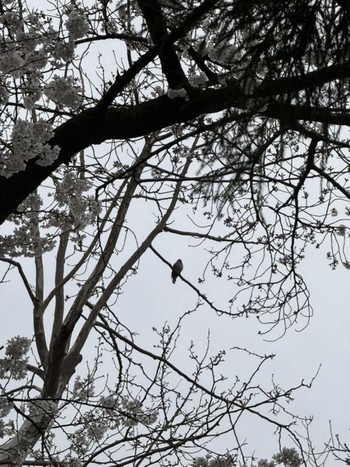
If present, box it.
[112,235,350,460]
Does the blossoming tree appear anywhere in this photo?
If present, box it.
[0,0,349,465]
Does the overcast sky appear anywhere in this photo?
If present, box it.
[1,5,350,462]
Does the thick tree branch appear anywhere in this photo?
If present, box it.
[258,61,350,96]
[311,164,350,199]
[97,0,219,109]
[39,179,129,317]
[51,231,69,343]
[33,211,49,369]
[42,151,148,398]
[1,60,350,224]
[63,153,193,377]
[136,0,188,87]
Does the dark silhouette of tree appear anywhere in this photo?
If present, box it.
[0,0,349,465]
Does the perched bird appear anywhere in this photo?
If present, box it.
[171,259,183,284]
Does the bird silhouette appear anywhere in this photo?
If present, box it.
[171,259,183,284]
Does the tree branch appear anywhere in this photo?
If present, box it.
[33,209,49,369]
[136,0,188,88]
[150,245,228,316]
[63,153,193,376]
[1,61,350,223]
[97,0,219,109]
[50,231,69,343]
[0,258,37,304]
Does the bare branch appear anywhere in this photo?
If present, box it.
[0,258,37,304]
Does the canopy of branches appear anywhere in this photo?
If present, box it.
[0,0,349,465]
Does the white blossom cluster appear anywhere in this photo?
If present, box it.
[100,395,158,427]
[55,172,92,206]
[65,10,89,39]
[0,336,31,380]
[0,5,86,110]
[70,411,110,453]
[71,427,91,454]
[72,375,95,401]
[102,18,119,35]
[119,397,158,427]
[0,399,13,418]
[5,336,31,359]
[22,72,43,110]
[28,399,58,423]
[48,172,101,230]
[0,48,25,79]
[0,191,51,257]
[258,460,274,467]
[99,395,117,409]
[188,72,207,87]
[0,11,23,34]
[61,457,82,467]
[44,75,82,110]
[0,193,57,257]
[167,87,188,99]
[272,448,301,466]
[0,12,49,80]
[194,449,301,467]
[69,393,159,454]
[194,455,235,467]
[49,39,75,64]
[151,85,164,98]
[0,418,14,439]
[86,419,109,442]
[0,120,59,178]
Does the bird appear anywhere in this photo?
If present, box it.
[171,259,183,284]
